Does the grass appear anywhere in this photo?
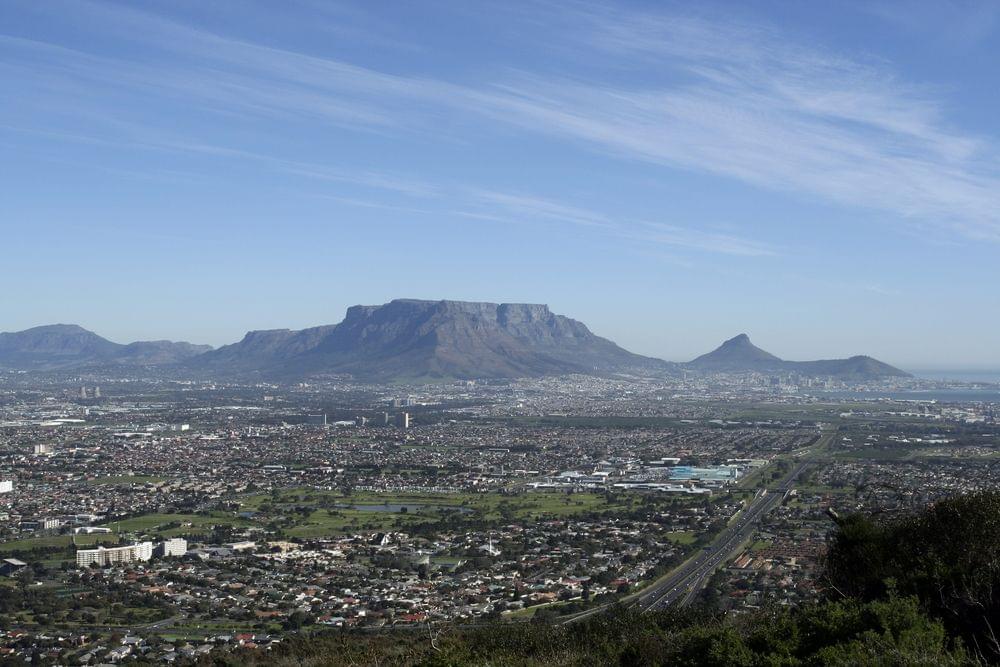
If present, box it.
[1,490,709,558]
[283,509,428,538]
[104,512,254,536]
[832,446,923,461]
[236,489,639,537]
[735,464,773,490]
[504,599,575,619]
[8,492,624,555]
[667,531,698,545]
[0,533,121,553]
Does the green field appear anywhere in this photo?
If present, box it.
[179,488,669,540]
[0,489,701,556]
[106,512,254,537]
[0,533,121,553]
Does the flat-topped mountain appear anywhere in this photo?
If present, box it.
[0,324,211,370]
[686,333,909,379]
[1,309,910,381]
[195,299,671,380]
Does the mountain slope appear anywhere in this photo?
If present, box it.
[686,334,909,379]
[193,299,673,380]
[792,355,910,379]
[195,325,338,371]
[0,324,210,370]
[688,333,782,371]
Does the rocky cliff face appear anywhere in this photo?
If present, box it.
[195,299,672,380]
[5,308,908,381]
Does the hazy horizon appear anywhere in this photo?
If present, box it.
[4,1,1000,367]
[4,309,999,372]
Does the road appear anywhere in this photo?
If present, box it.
[636,458,809,610]
[560,438,823,626]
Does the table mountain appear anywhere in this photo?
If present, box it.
[2,314,909,381]
[193,299,673,380]
[687,333,909,379]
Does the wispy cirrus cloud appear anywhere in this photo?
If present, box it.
[3,1,1000,245]
[457,189,777,256]
[473,7,1000,240]
[863,0,1000,46]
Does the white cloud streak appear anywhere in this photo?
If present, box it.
[473,8,1000,240]
[3,1,1000,244]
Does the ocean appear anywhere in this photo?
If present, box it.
[911,369,1000,383]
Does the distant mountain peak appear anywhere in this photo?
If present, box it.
[2,309,912,381]
[28,323,89,331]
[0,324,210,370]
[686,333,909,379]
[690,333,782,370]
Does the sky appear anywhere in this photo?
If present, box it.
[2,0,999,369]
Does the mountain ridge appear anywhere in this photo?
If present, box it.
[0,324,211,370]
[195,299,671,380]
[686,333,910,378]
[1,303,910,380]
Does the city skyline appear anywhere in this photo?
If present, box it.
[3,1,1000,367]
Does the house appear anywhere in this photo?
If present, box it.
[0,558,28,577]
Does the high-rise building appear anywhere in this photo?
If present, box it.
[158,538,187,557]
[396,412,410,429]
[93,386,101,398]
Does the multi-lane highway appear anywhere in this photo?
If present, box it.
[636,458,809,610]
[559,430,828,625]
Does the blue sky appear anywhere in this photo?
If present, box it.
[2,0,999,368]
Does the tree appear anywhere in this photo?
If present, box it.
[825,490,1000,661]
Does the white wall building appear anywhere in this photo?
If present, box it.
[159,537,187,557]
[76,542,153,568]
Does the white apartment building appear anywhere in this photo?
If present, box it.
[76,542,153,567]
[160,537,188,557]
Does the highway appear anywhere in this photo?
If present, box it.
[559,452,815,625]
[636,458,810,610]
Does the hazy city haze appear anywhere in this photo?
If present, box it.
[2,0,999,366]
